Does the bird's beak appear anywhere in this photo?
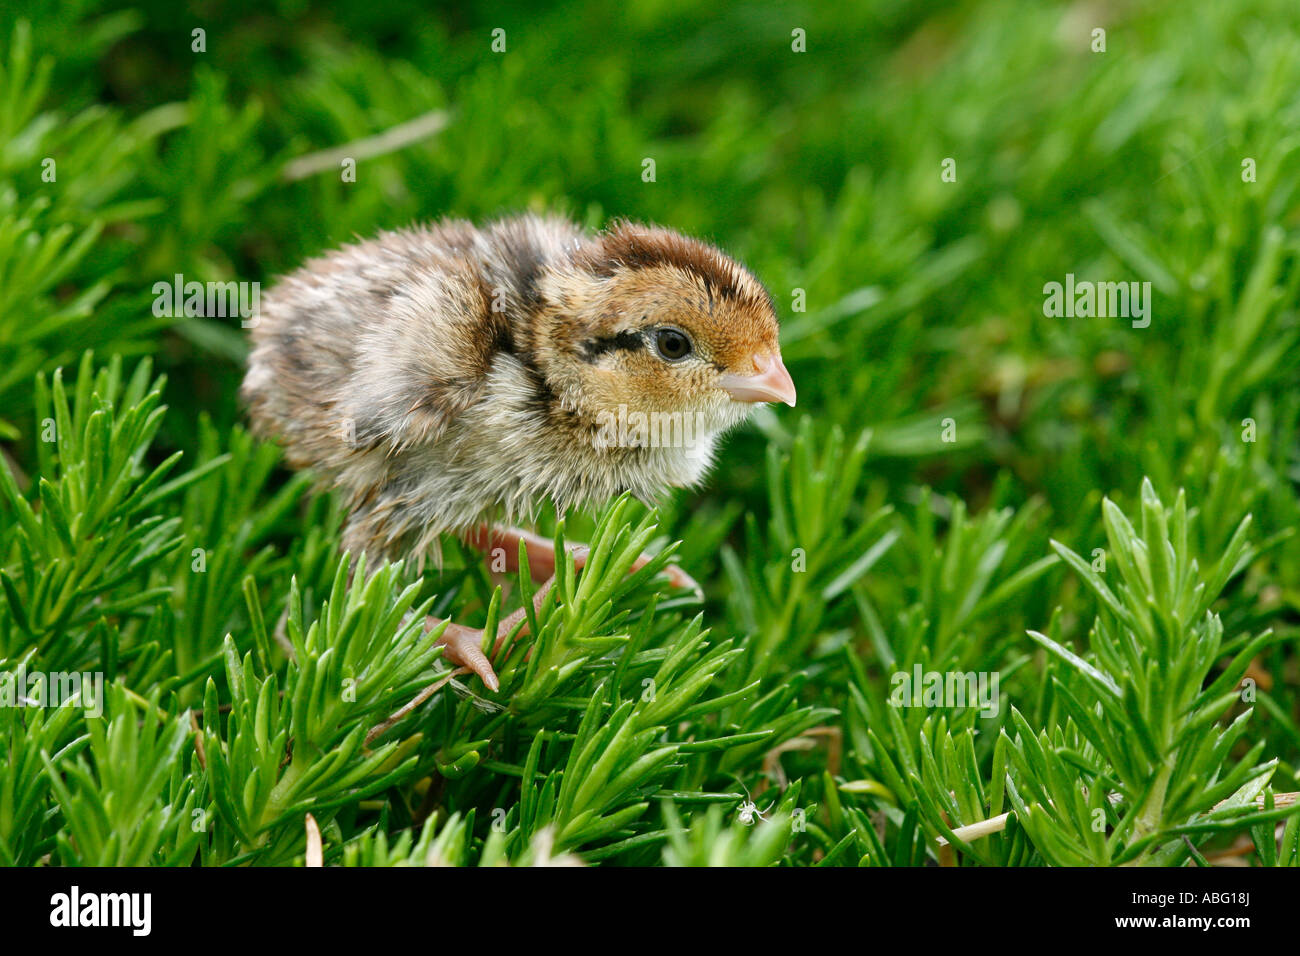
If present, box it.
[719,352,797,407]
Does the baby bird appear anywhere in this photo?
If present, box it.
[242,214,795,690]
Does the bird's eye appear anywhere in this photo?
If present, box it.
[654,327,692,361]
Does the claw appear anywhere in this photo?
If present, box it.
[663,562,703,597]
[432,619,500,692]
[442,526,702,698]
[625,552,702,597]
[469,523,702,598]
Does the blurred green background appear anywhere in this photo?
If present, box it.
[6,0,1298,520]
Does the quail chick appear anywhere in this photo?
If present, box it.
[242,214,796,690]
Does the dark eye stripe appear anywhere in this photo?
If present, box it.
[579,329,645,362]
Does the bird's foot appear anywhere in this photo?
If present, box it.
[431,619,500,692]
[427,575,555,693]
[628,551,702,596]
[467,523,701,595]
[435,524,701,694]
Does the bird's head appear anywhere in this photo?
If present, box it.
[534,221,795,440]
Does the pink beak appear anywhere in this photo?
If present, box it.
[719,352,797,407]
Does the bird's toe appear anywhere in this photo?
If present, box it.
[431,619,500,692]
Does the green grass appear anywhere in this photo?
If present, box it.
[1,0,1299,866]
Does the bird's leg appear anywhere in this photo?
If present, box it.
[463,523,701,592]
[427,575,556,693]
[431,524,699,692]
[430,621,502,692]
